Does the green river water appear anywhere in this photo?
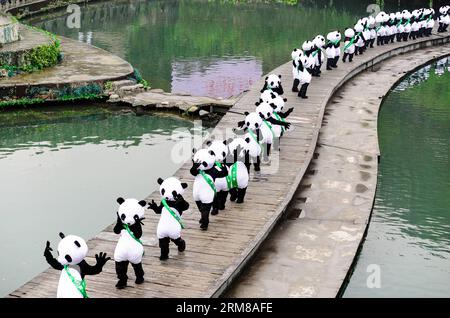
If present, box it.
[0,0,448,297]
[344,58,450,297]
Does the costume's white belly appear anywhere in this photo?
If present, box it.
[57,267,83,298]
[193,173,215,204]
[157,207,182,240]
[114,229,144,264]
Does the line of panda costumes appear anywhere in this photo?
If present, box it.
[44,232,110,298]
[324,30,341,70]
[235,106,290,162]
[113,197,146,289]
[438,6,450,33]
[148,177,189,260]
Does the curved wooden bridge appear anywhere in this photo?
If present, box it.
[9,31,450,298]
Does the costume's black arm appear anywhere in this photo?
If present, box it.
[260,82,268,93]
[78,253,110,278]
[148,200,162,214]
[174,195,189,215]
[190,162,201,176]
[113,215,123,234]
[44,242,63,271]
[130,222,143,239]
[279,107,293,118]
[267,117,291,128]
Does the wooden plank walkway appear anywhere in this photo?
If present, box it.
[9,30,450,298]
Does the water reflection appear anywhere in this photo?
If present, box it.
[29,0,360,97]
[345,57,450,297]
[171,57,262,98]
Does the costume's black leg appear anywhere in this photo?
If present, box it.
[349,53,354,62]
[172,237,186,252]
[326,58,332,70]
[200,203,212,230]
[115,261,129,289]
[292,79,300,92]
[236,187,247,204]
[266,143,272,157]
[332,56,339,68]
[211,194,220,215]
[342,52,348,63]
[159,237,170,260]
[253,156,261,172]
[195,200,203,224]
[219,191,228,210]
[131,262,144,284]
[299,83,309,99]
[229,188,238,202]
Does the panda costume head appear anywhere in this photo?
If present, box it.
[259,90,286,112]
[375,11,387,24]
[207,139,228,163]
[345,27,355,39]
[313,35,326,48]
[116,198,146,226]
[243,111,263,130]
[354,23,364,33]
[261,74,284,95]
[302,40,314,53]
[402,10,412,20]
[291,48,302,61]
[193,148,215,171]
[157,176,188,201]
[57,232,88,266]
[255,101,274,120]
[326,31,341,43]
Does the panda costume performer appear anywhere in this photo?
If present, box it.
[260,74,284,95]
[302,40,318,77]
[325,31,341,70]
[312,35,326,76]
[223,138,251,204]
[375,11,388,46]
[266,92,294,147]
[387,13,398,43]
[438,6,450,33]
[44,232,110,298]
[292,51,312,98]
[401,10,413,42]
[423,8,435,37]
[367,16,377,48]
[113,197,146,289]
[354,23,365,56]
[190,148,228,230]
[395,11,404,42]
[207,139,231,214]
[148,177,189,260]
[342,27,356,63]
[410,10,421,40]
